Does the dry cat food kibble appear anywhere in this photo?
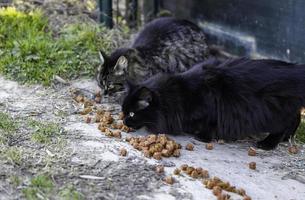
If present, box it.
[179,164,209,179]
[164,176,175,184]
[249,162,256,170]
[155,165,164,173]
[120,148,127,156]
[80,107,92,115]
[243,195,252,200]
[173,168,181,175]
[126,134,182,160]
[288,145,299,154]
[185,143,194,151]
[202,176,251,199]
[206,143,214,150]
[217,193,230,200]
[212,186,222,196]
[248,147,256,156]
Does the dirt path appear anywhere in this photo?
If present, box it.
[0,76,304,200]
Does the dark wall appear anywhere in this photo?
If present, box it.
[159,0,305,63]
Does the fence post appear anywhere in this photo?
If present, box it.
[98,0,113,28]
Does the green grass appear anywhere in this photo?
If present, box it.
[59,185,84,200]
[0,112,18,144]
[22,175,54,200]
[4,146,23,165]
[296,119,305,143]
[0,7,118,85]
[28,120,61,144]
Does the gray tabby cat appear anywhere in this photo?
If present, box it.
[97,17,209,94]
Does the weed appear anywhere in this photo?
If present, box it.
[296,119,305,143]
[4,146,23,165]
[28,120,61,144]
[59,185,84,200]
[10,175,22,187]
[22,175,54,200]
[0,112,18,144]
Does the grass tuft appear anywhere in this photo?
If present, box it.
[0,112,18,144]
[296,119,305,143]
[22,175,54,200]
[28,120,61,144]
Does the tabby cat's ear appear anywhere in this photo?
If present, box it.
[114,56,128,76]
[99,50,106,66]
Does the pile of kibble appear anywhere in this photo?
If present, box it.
[162,164,252,200]
[126,134,182,160]
[73,91,132,138]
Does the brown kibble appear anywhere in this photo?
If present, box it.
[143,150,152,158]
[120,148,127,156]
[206,180,216,189]
[217,194,230,200]
[80,107,92,115]
[84,100,94,108]
[248,147,256,156]
[243,196,251,200]
[98,123,106,132]
[112,130,122,138]
[105,128,113,137]
[118,112,125,120]
[237,188,246,196]
[202,179,208,185]
[125,136,132,142]
[154,143,164,152]
[173,149,180,157]
[121,125,131,132]
[201,170,209,178]
[288,145,299,154]
[173,168,181,175]
[180,164,188,171]
[249,162,256,170]
[206,143,214,150]
[95,114,102,123]
[164,176,174,185]
[191,170,199,178]
[186,166,195,175]
[212,186,222,196]
[156,165,164,173]
[161,149,171,157]
[84,116,91,123]
[185,143,194,151]
[75,95,84,103]
[96,108,105,115]
[148,134,157,142]
[116,121,124,129]
[153,152,162,160]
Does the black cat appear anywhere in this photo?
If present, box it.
[121,58,305,150]
[96,17,209,94]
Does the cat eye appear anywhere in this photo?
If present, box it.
[129,112,135,117]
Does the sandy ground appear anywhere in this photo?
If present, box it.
[0,76,305,200]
